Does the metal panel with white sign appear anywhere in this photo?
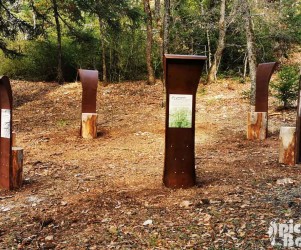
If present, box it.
[163,54,207,188]
[0,76,13,190]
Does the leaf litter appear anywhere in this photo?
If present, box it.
[0,79,299,249]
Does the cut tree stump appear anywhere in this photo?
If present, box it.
[12,147,23,189]
[81,113,97,139]
[247,112,267,140]
[279,126,296,166]
[12,132,16,147]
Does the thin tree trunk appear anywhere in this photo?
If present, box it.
[99,18,107,82]
[244,0,257,106]
[144,0,155,85]
[52,0,64,84]
[163,0,170,55]
[201,3,211,71]
[206,29,212,68]
[155,0,160,19]
[102,40,107,82]
[155,0,163,69]
[207,0,226,84]
[243,52,248,82]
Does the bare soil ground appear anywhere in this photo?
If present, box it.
[0,79,300,249]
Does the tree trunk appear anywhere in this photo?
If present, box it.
[155,0,163,70]
[12,147,23,189]
[99,18,107,83]
[247,112,267,140]
[206,29,212,69]
[81,113,97,139]
[244,0,257,106]
[52,0,64,84]
[207,0,226,84]
[155,0,161,19]
[279,126,296,166]
[144,0,155,85]
[163,0,170,55]
[102,40,107,83]
[243,52,248,82]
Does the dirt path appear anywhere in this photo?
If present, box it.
[0,80,300,249]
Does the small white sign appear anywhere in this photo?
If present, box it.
[169,94,193,128]
[1,109,11,138]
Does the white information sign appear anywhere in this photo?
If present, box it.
[169,94,193,128]
[1,109,11,138]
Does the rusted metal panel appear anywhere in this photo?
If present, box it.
[78,69,99,113]
[163,54,207,188]
[255,62,277,112]
[0,76,13,190]
[295,75,301,164]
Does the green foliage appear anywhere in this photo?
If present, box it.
[0,36,100,81]
[271,65,300,108]
[0,0,300,83]
[0,0,37,57]
[0,40,57,81]
[240,89,251,100]
[169,108,192,128]
[282,0,301,43]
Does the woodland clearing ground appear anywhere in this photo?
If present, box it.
[0,79,300,249]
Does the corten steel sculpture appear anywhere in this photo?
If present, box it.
[78,69,99,139]
[255,62,277,112]
[247,62,277,140]
[0,76,13,190]
[295,75,301,164]
[163,54,207,188]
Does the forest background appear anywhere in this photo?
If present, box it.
[0,0,300,87]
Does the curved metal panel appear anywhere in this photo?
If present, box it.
[79,69,99,113]
[0,76,13,190]
[255,62,277,112]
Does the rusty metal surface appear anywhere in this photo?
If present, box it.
[78,69,99,113]
[163,54,207,188]
[295,75,301,164]
[255,62,277,112]
[0,76,13,190]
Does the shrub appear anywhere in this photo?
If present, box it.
[271,65,300,108]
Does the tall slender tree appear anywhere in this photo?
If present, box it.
[163,0,170,55]
[243,0,257,107]
[51,0,64,84]
[207,0,226,83]
[144,0,155,85]
[30,0,83,84]
[74,0,137,83]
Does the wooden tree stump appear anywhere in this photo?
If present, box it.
[12,132,16,147]
[12,147,23,189]
[247,112,267,140]
[279,126,296,166]
[81,113,97,139]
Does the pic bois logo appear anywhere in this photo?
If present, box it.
[268,220,301,247]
